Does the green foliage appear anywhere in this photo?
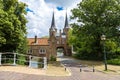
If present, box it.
[108,57,120,65]
[68,28,76,46]
[38,58,44,68]
[1,54,14,64]
[105,40,117,52]
[105,40,120,60]
[0,0,28,53]
[16,54,26,65]
[17,37,28,54]
[70,0,120,60]
[50,55,56,61]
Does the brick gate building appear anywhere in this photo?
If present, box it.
[27,12,72,60]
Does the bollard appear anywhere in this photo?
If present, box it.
[93,66,95,72]
[80,68,82,72]
[13,53,16,65]
[65,67,66,71]
[29,55,32,67]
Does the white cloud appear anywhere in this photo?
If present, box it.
[19,0,81,38]
[45,0,81,8]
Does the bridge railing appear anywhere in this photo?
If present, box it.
[0,52,47,69]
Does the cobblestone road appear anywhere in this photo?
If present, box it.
[0,56,120,80]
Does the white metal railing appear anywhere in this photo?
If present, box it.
[0,52,47,69]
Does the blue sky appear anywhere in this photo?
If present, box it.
[19,0,81,38]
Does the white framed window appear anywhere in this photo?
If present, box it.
[39,49,46,54]
[28,49,33,54]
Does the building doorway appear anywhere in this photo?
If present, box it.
[57,47,64,57]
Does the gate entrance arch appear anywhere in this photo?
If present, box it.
[48,11,72,59]
[56,47,64,57]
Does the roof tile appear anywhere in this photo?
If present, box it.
[28,38,49,45]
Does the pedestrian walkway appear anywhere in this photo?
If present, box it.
[0,56,120,80]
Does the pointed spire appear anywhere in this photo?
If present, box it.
[51,11,55,28]
[64,11,69,28]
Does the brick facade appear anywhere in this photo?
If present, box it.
[27,12,72,60]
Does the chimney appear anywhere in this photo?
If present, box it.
[34,35,37,43]
[60,29,61,37]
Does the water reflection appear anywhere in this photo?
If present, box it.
[31,61,38,68]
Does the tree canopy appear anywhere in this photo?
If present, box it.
[70,0,120,60]
[0,0,28,53]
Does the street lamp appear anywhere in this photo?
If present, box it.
[101,34,107,71]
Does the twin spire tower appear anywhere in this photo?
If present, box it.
[49,11,72,57]
[49,11,69,36]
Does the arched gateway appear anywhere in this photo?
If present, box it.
[27,12,72,60]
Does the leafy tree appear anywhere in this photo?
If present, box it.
[0,0,28,53]
[70,0,120,60]
[68,27,77,51]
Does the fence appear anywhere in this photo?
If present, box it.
[0,52,47,69]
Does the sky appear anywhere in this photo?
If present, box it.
[19,0,82,38]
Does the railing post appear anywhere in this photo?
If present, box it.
[29,55,32,67]
[80,65,82,72]
[13,53,16,65]
[0,53,2,65]
[93,66,95,72]
[43,57,47,69]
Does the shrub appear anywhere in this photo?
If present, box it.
[107,58,120,65]
[50,55,56,61]
[1,53,14,64]
[16,55,26,65]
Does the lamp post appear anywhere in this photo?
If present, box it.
[101,34,107,71]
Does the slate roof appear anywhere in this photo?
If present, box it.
[50,11,56,31]
[64,12,69,28]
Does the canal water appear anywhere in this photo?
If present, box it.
[30,61,38,68]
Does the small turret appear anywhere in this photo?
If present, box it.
[63,11,69,35]
[49,11,57,37]
[50,11,57,31]
[64,12,69,28]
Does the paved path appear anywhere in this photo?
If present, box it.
[0,56,120,80]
